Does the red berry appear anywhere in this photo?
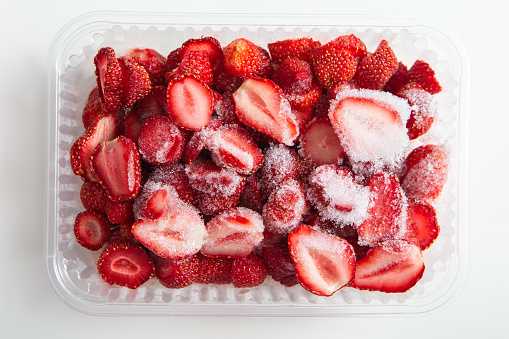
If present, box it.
[231,253,267,288]
[74,210,111,251]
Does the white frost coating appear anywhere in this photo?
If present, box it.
[184,159,244,196]
[208,127,254,172]
[402,88,438,120]
[279,97,299,146]
[154,140,175,164]
[133,180,180,220]
[127,150,136,192]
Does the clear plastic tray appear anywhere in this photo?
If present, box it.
[44,11,470,316]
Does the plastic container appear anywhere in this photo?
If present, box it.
[44,11,470,316]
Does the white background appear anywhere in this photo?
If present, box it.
[1,0,507,338]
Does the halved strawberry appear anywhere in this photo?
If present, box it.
[354,40,398,90]
[328,88,411,172]
[137,115,186,167]
[82,87,105,129]
[357,172,406,246]
[166,76,214,130]
[222,38,266,78]
[148,164,196,206]
[133,180,181,220]
[185,157,246,196]
[262,179,308,235]
[298,118,345,166]
[233,77,299,146]
[70,113,120,181]
[178,37,223,65]
[155,254,199,289]
[117,56,151,107]
[401,144,449,202]
[307,165,371,226]
[259,144,303,198]
[202,207,264,258]
[350,239,424,293]
[90,135,142,202]
[131,203,207,259]
[94,47,124,112]
[268,37,321,63]
[288,224,356,296]
[105,199,134,224]
[405,60,442,94]
[165,50,214,87]
[97,240,155,289]
[397,84,437,140]
[310,42,358,90]
[207,124,264,175]
[260,246,299,287]
[80,180,108,213]
[182,118,223,163]
[125,48,167,86]
[231,253,267,288]
[400,199,440,250]
[73,210,111,251]
[195,253,233,284]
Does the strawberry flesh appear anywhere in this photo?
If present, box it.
[73,210,111,251]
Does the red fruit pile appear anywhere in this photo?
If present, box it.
[70,35,448,296]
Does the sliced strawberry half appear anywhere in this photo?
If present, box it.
[148,164,196,207]
[90,135,142,202]
[137,115,185,167]
[268,37,322,63]
[97,240,155,289]
[131,203,207,259]
[288,224,356,296]
[231,253,267,288]
[354,40,398,90]
[182,118,223,163]
[94,47,124,112]
[400,199,440,250]
[202,207,264,258]
[233,77,299,146]
[73,210,111,251]
[185,157,246,196]
[351,239,424,293]
[397,84,437,140]
[133,180,181,220]
[82,87,105,129]
[357,172,406,246]
[166,76,214,130]
[125,48,167,86]
[207,124,264,175]
[298,118,345,166]
[155,254,199,289]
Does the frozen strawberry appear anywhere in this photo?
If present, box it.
[351,240,424,293]
[73,210,111,251]
[133,180,181,220]
[288,225,356,296]
[194,183,246,216]
[155,254,199,289]
[401,144,449,202]
[397,84,437,140]
[307,165,371,226]
[133,85,167,121]
[125,48,167,86]
[166,76,214,130]
[222,38,266,78]
[82,87,105,129]
[94,47,124,112]
[328,80,362,99]
[233,77,299,146]
[357,172,406,246]
[91,135,142,202]
[286,82,323,112]
[165,50,214,87]
[383,61,408,94]
[328,88,411,173]
[179,37,223,65]
[291,107,314,131]
[202,207,264,258]
[400,199,440,250]
[405,60,442,94]
[354,40,398,90]
[185,157,246,196]
[259,144,303,198]
[195,253,233,284]
[298,118,345,166]
[117,56,151,106]
[238,173,264,213]
[97,240,155,289]
[148,164,196,206]
[181,118,222,163]
[213,94,242,125]
[131,202,207,259]
[231,253,267,288]
[260,246,299,287]
[207,124,264,175]
[105,199,134,224]
[137,115,186,167]
[268,37,321,63]
[70,113,120,181]
[80,181,108,213]
[262,179,308,234]
[310,42,358,90]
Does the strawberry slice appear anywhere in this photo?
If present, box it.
[137,115,186,167]
[90,135,142,202]
[154,254,199,289]
[288,225,356,296]
[185,157,246,196]
[298,118,345,166]
[401,144,449,202]
[166,76,214,130]
[354,40,398,90]
[94,47,124,112]
[125,48,167,86]
[260,246,299,287]
[131,203,207,259]
[73,210,111,251]
[351,240,424,293]
[79,180,108,213]
[400,199,440,250]
[195,253,233,284]
[148,164,196,207]
[207,124,264,175]
[70,113,120,181]
[233,77,299,146]
[231,253,267,288]
[182,118,223,164]
[97,240,155,289]
[202,207,264,258]
[133,180,181,220]
[268,37,321,63]
[357,172,406,246]
[405,60,442,94]
[328,88,411,172]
